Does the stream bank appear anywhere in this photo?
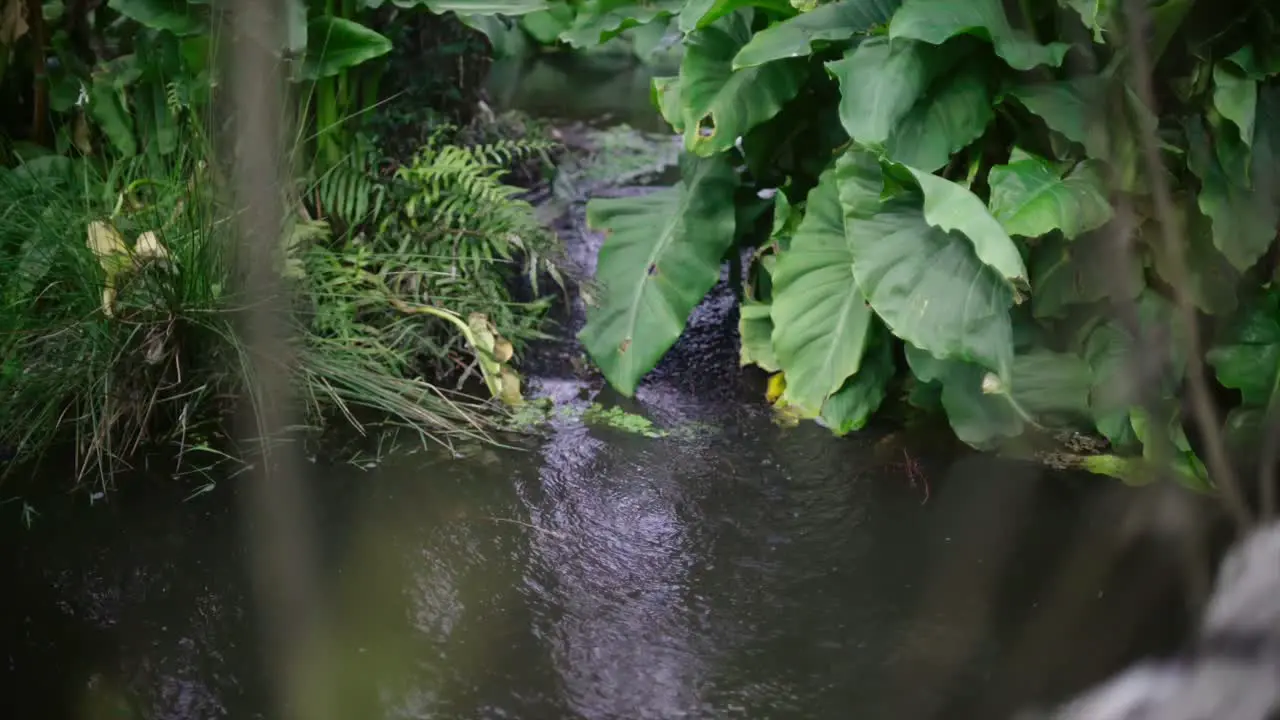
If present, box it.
[0,49,1227,720]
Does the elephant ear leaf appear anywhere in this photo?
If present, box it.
[578,153,738,396]
[678,9,809,156]
[733,0,903,69]
[840,151,1017,378]
[987,151,1113,240]
[889,0,1070,71]
[770,167,876,415]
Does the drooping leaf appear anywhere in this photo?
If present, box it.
[770,167,875,414]
[733,0,901,68]
[889,0,1070,71]
[987,152,1112,239]
[1185,96,1280,271]
[828,38,992,172]
[1079,318,1137,447]
[303,16,393,80]
[677,10,808,156]
[739,301,780,371]
[107,0,206,36]
[905,345,1021,448]
[559,0,683,48]
[578,153,739,395]
[1030,232,1141,320]
[840,151,1015,377]
[901,166,1028,285]
[1207,289,1280,411]
[907,343,1091,448]
[88,77,136,158]
[1212,61,1257,147]
[820,325,895,435]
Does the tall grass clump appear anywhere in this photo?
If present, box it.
[0,116,564,487]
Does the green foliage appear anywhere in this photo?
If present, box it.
[444,0,1280,492]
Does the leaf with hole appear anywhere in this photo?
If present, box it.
[677,9,808,156]
[578,153,738,395]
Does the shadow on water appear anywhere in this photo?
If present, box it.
[0,49,1221,720]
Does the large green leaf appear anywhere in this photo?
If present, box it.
[987,152,1112,239]
[902,165,1027,285]
[578,153,739,395]
[303,16,392,80]
[840,151,1016,376]
[677,10,808,156]
[1030,232,1141,320]
[1213,60,1257,148]
[733,0,901,68]
[1007,76,1110,159]
[907,343,1091,448]
[1207,289,1280,411]
[1185,92,1280,271]
[828,38,992,172]
[820,325,894,435]
[559,0,683,48]
[1079,318,1136,447]
[770,167,875,415]
[889,0,1070,71]
[107,0,206,36]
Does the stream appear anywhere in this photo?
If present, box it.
[0,51,1215,720]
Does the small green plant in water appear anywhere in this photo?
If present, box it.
[582,403,667,438]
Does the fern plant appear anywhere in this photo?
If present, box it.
[386,129,562,292]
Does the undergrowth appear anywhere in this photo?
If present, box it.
[0,117,565,489]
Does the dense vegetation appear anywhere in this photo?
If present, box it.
[0,0,565,486]
[456,0,1280,494]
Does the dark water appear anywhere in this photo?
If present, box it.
[0,53,1215,720]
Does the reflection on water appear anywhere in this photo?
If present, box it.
[486,51,679,133]
[0,367,1206,719]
